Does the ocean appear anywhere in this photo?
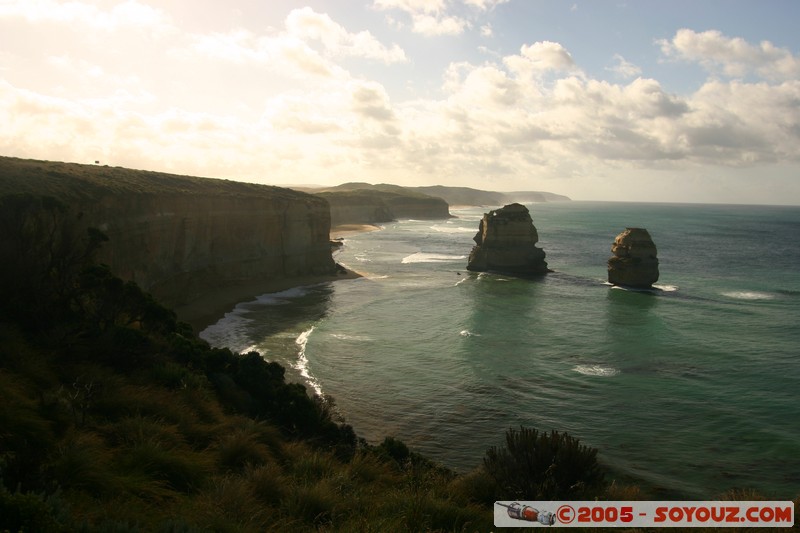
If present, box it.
[200,201,800,498]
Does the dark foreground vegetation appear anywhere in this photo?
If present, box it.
[1,194,795,532]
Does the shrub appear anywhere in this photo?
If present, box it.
[483,426,605,500]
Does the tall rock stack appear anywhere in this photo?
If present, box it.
[607,228,659,288]
[466,203,549,276]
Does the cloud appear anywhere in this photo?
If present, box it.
[184,7,405,79]
[2,4,799,202]
[658,29,800,80]
[503,41,580,79]
[285,7,407,63]
[373,0,505,36]
[410,13,469,36]
[607,54,642,79]
[351,82,397,122]
[372,0,447,14]
[462,0,510,10]
[0,0,172,33]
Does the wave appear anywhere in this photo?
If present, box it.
[573,364,620,377]
[330,333,372,342]
[721,290,775,301]
[401,252,467,264]
[294,327,324,397]
[653,284,679,292]
[459,329,481,337]
[429,224,475,233]
[254,286,312,305]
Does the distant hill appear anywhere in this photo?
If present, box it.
[412,185,570,206]
[293,182,569,226]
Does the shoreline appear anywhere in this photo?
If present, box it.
[330,223,382,239]
[175,270,362,335]
[177,224,379,335]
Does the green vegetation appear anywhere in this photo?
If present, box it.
[0,156,315,203]
[483,426,604,500]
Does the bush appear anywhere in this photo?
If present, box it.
[483,426,605,500]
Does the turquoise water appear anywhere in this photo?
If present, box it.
[201,202,800,498]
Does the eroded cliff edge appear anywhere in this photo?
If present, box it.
[0,157,336,311]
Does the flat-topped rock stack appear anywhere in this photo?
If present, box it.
[607,228,659,288]
[466,203,548,276]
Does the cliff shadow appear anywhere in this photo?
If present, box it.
[199,283,335,355]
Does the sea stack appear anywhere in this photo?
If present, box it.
[607,228,659,288]
[466,203,548,276]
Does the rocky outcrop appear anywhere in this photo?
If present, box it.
[466,203,548,276]
[0,157,336,307]
[607,228,659,288]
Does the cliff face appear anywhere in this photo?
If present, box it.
[316,187,450,226]
[466,203,548,276]
[0,157,336,307]
[91,193,334,306]
[607,228,659,288]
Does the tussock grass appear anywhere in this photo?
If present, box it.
[216,427,274,473]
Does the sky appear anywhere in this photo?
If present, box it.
[2,1,800,204]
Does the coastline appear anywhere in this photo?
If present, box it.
[177,223,379,335]
[174,270,362,334]
[330,223,382,239]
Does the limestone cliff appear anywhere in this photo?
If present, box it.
[607,228,659,288]
[0,157,336,307]
[466,203,548,276]
[309,183,451,226]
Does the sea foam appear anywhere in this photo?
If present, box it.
[429,224,475,233]
[401,252,467,264]
[573,365,620,377]
[721,290,775,300]
[294,327,324,397]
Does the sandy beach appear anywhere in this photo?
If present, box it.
[330,223,382,239]
[175,224,379,334]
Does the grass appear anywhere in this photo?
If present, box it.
[0,155,316,203]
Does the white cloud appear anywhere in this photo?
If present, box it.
[658,29,800,80]
[462,0,510,10]
[0,0,172,33]
[411,13,468,36]
[285,7,407,63]
[373,0,446,15]
[607,54,642,79]
[373,0,503,36]
[2,5,799,203]
[183,8,405,80]
[480,24,493,37]
[504,41,580,78]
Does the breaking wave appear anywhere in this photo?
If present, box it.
[573,365,620,377]
[294,327,324,397]
[721,291,775,300]
[401,252,467,264]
